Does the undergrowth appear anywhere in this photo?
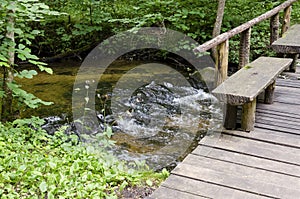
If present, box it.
[0,117,169,199]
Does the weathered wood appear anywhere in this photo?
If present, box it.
[238,28,251,69]
[151,77,300,199]
[255,117,300,131]
[257,102,300,116]
[270,13,280,45]
[277,78,300,88]
[194,0,298,53]
[256,109,300,120]
[264,81,275,104]
[193,145,300,178]
[173,155,300,198]
[222,129,300,148]
[256,112,300,124]
[255,123,300,135]
[272,24,300,53]
[212,0,226,61]
[241,98,256,131]
[224,104,237,129]
[162,175,270,199]
[215,40,229,86]
[181,154,300,189]
[212,57,292,105]
[289,53,298,72]
[149,186,206,199]
[200,133,300,165]
[282,5,292,35]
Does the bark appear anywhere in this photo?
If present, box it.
[1,2,15,121]
[212,0,226,61]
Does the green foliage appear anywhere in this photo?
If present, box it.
[34,0,300,65]
[0,117,169,198]
[0,0,60,120]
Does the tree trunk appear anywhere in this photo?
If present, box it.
[1,2,15,122]
[212,0,226,61]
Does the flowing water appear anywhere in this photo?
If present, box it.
[19,59,223,170]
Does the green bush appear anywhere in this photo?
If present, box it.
[0,117,169,198]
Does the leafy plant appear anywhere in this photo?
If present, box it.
[0,0,60,121]
[0,117,169,198]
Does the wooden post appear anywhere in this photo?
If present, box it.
[215,39,229,87]
[270,13,280,45]
[238,28,251,69]
[224,104,237,129]
[289,54,298,72]
[241,98,257,132]
[264,81,275,104]
[282,5,292,35]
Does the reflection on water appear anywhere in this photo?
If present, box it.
[19,60,222,170]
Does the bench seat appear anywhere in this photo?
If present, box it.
[272,24,300,72]
[212,56,293,131]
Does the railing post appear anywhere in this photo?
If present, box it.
[238,28,251,69]
[270,13,280,45]
[282,5,292,35]
[215,39,229,87]
[215,40,234,129]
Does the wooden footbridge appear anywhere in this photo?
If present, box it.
[150,0,300,198]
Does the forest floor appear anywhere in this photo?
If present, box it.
[117,185,155,199]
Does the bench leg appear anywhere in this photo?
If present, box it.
[264,82,275,104]
[224,104,237,129]
[289,54,298,72]
[241,98,257,132]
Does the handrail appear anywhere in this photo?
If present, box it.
[193,0,298,86]
[194,0,298,53]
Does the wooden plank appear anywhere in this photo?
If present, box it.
[255,117,300,131]
[257,102,300,116]
[275,86,300,97]
[162,175,271,199]
[256,112,300,123]
[276,79,300,88]
[255,123,300,135]
[256,109,300,120]
[256,114,300,127]
[180,154,300,189]
[193,145,300,178]
[272,24,300,53]
[212,57,292,105]
[200,134,300,165]
[274,94,300,105]
[222,129,300,148]
[149,186,207,199]
[172,156,300,198]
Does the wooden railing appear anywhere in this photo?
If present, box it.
[194,0,298,86]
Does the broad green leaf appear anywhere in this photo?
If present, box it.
[18,44,26,50]
[0,54,8,62]
[44,67,53,74]
[49,161,56,169]
[19,165,27,171]
[146,179,153,186]
[39,181,47,193]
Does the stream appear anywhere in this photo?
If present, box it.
[19,59,223,170]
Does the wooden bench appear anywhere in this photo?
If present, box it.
[272,24,300,72]
[212,56,292,132]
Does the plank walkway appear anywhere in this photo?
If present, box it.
[150,70,300,199]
